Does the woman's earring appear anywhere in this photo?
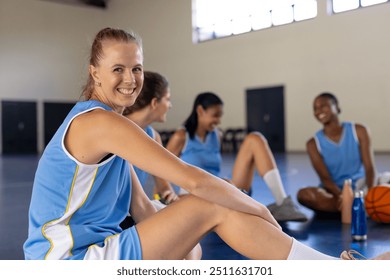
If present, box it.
[95,81,101,87]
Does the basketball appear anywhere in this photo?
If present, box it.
[365,185,390,223]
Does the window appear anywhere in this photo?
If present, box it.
[192,0,317,43]
[332,0,389,13]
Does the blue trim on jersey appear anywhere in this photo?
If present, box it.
[315,122,365,190]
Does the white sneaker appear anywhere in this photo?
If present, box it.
[340,250,390,260]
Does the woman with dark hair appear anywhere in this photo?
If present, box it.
[123,71,177,204]
[122,70,202,260]
[166,92,307,222]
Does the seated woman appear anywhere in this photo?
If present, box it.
[297,92,388,217]
[122,70,201,259]
[123,71,178,205]
[166,92,307,222]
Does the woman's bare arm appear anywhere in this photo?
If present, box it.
[355,124,376,188]
[129,164,157,223]
[65,110,280,229]
[165,128,186,157]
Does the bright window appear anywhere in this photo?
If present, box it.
[192,0,317,43]
[332,0,389,13]
[361,0,388,6]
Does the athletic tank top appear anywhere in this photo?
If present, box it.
[314,122,365,190]
[24,100,132,260]
[133,126,154,185]
[180,128,221,176]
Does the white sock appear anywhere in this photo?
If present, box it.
[287,238,339,260]
[263,169,287,205]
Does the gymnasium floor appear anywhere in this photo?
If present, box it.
[0,152,389,260]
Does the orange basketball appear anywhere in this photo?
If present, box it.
[365,185,390,223]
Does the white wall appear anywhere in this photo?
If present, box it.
[1,0,390,152]
[0,0,111,152]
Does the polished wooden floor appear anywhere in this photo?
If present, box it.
[0,153,389,260]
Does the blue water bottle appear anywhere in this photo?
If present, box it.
[351,190,367,241]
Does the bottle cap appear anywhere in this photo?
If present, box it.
[354,190,364,198]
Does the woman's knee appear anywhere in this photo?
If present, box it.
[247,131,266,142]
[297,188,314,205]
[178,195,231,224]
[242,132,268,150]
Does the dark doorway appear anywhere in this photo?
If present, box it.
[1,100,37,154]
[246,86,285,153]
[44,101,76,146]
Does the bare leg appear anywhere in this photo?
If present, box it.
[136,195,293,260]
[231,132,276,192]
[229,132,307,222]
[297,187,339,212]
[149,200,202,259]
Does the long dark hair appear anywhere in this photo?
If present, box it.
[123,71,168,115]
[184,92,223,139]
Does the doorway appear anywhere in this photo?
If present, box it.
[43,101,76,147]
[246,85,285,153]
[1,100,37,154]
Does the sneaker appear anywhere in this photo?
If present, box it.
[340,250,367,260]
[267,196,308,222]
[340,250,390,260]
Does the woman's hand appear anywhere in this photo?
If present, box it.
[160,190,179,205]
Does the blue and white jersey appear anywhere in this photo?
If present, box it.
[180,128,222,177]
[23,100,141,260]
[315,122,365,190]
[133,125,155,186]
